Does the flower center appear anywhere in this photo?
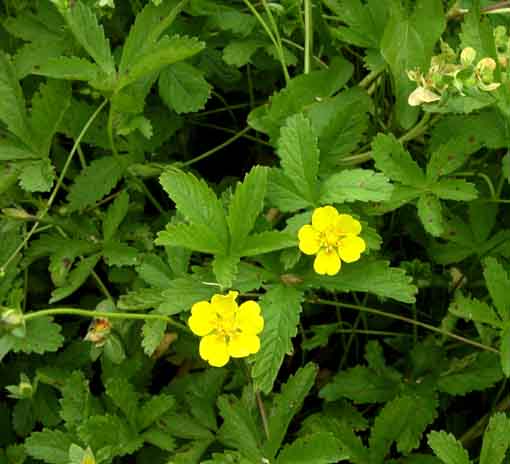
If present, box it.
[319,228,340,252]
[213,313,239,338]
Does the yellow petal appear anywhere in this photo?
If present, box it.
[237,301,264,335]
[338,235,366,263]
[298,225,321,255]
[228,333,261,358]
[314,249,341,276]
[211,291,239,317]
[336,214,362,236]
[188,301,215,336]
[311,206,339,232]
[199,334,230,367]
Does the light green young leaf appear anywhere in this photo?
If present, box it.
[266,168,313,212]
[264,363,318,459]
[426,138,481,181]
[372,134,425,186]
[0,52,33,144]
[61,1,115,76]
[25,429,73,464]
[252,286,303,393]
[159,168,229,249]
[427,431,470,464]
[320,169,393,203]
[417,193,444,237]
[139,394,175,431]
[480,412,510,464]
[277,113,319,204]
[19,160,55,193]
[33,56,100,82]
[7,317,64,356]
[276,432,348,464]
[241,231,296,257]
[141,319,167,356]
[103,191,129,242]
[159,62,211,114]
[227,166,268,252]
[429,179,478,201]
[483,257,510,323]
[67,156,124,211]
[448,293,502,328]
[460,1,496,60]
[212,254,240,288]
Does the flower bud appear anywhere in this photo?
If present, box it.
[84,318,111,347]
[408,87,441,106]
[460,47,477,66]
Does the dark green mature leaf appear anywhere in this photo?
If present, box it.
[66,156,124,211]
[102,191,129,242]
[320,169,393,203]
[500,326,510,378]
[25,429,73,464]
[159,62,211,114]
[483,257,510,323]
[156,223,227,254]
[139,394,175,431]
[32,56,100,82]
[277,114,320,204]
[159,277,216,315]
[427,431,470,464]
[276,432,348,464]
[141,318,167,357]
[264,364,318,459]
[59,371,91,427]
[417,194,444,237]
[449,293,502,328]
[102,242,139,266]
[252,286,304,393]
[7,317,64,355]
[222,39,264,67]
[0,137,39,161]
[480,413,510,464]
[227,166,268,252]
[429,179,478,201]
[106,378,140,429]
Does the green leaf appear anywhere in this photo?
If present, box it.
[276,432,348,464]
[222,40,263,67]
[266,168,313,212]
[0,52,33,144]
[417,193,444,237]
[7,317,64,355]
[102,242,139,266]
[156,222,227,254]
[429,179,478,201]
[264,363,318,459]
[369,393,439,459]
[448,293,502,328]
[66,156,124,211]
[136,254,173,288]
[33,56,100,82]
[241,231,296,257]
[371,134,425,186]
[460,3,496,60]
[251,286,304,393]
[212,254,240,288]
[106,378,139,428]
[142,319,167,356]
[277,113,319,204]
[217,395,263,462]
[483,257,510,322]
[0,137,39,161]
[19,160,55,193]
[307,260,417,303]
[159,277,216,315]
[25,429,73,464]
[427,431,470,464]
[103,191,129,242]
[13,40,68,79]
[30,79,71,156]
[159,62,211,114]
[227,166,268,252]
[159,168,229,251]
[49,253,101,303]
[139,394,175,430]
[380,0,445,129]
[320,169,393,203]
[480,412,510,464]
[59,371,91,427]
[500,326,510,378]
[118,35,204,89]
[320,366,400,404]
[62,1,115,76]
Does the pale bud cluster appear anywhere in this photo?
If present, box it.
[407,40,501,107]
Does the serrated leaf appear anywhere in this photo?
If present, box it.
[106,378,139,428]
[417,193,444,237]
[166,440,213,464]
[49,254,101,303]
[277,113,319,204]
[159,168,229,251]
[118,35,204,89]
[241,231,296,257]
[217,395,263,462]
[227,166,268,252]
[500,326,510,378]
[102,242,139,266]
[0,136,39,161]
[141,318,167,356]
[13,40,67,79]
[320,168,393,203]
[139,394,175,430]
[307,260,417,303]
[264,363,318,459]
[372,134,425,186]
[59,371,91,427]
[276,432,348,464]
[427,431,470,464]
[223,40,263,67]
[159,277,216,315]
[159,62,211,114]
[62,1,115,76]
[102,191,129,242]
[448,293,502,328]
[480,412,510,464]
[156,222,227,254]
[370,393,439,459]
[0,52,33,144]
[251,286,303,393]
[136,254,173,288]
[25,429,72,464]
[212,254,240,288]
[33,56,100,81]
[319,365,400,404]
[67,156,124,211]
[19,160,55,192]
[7,317,64,355]
[267,168,313,212]
[429,179,478,201]
[483,257,510,323]
[12,400,35,437]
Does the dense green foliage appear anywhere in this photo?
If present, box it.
[1,0,510,463]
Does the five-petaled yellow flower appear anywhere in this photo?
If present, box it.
[298,205,366,276]
[188,291,264,367]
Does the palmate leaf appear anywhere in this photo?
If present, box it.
[105,378,139,429]
[33,56,100,82]
[138,394,175,431]
[241,231,296,257]
[13,40,67,79]
[158,277,216,315]
[59,371,91,427]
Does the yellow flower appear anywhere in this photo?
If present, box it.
[188,291,264,367]
[298,206,366,276]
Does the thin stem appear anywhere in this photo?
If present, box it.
[90,270,114,302]
[281,38,328,68]
[0,99,108,274]
[303,0,312,74]
[311,299,499,354]
[180,126,251,167]
[189,121,271,146]
[256,390,270,440]
[21,307,188,331]
[359,66,384,89]
[77,144,87,169]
